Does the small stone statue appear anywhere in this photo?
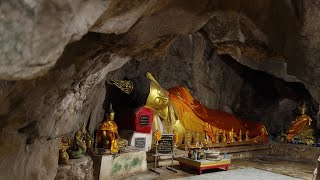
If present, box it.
[67,123,88,159]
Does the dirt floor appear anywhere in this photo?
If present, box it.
[113,156,315,180]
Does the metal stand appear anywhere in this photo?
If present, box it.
[149,141,178,174]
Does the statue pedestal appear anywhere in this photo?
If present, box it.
[119,130,152,152]
[92,147,147,180]
[55,155,93,180]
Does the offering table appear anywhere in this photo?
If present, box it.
[177,157,230,175]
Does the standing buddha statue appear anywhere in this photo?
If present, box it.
[185,131,191,148]
[245,130,250,141]
[222,130,227,143]
[173,129,179,148]
[238,130,243,142]
[228,128,235,143]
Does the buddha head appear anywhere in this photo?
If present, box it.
[107,112,115,121]
[299,102,307,115]
[146,80,169,112]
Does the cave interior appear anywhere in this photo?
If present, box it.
[1,0,320,180]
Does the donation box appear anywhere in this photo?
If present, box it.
[116,106,153,133]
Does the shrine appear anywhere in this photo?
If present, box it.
[2,1,320,180]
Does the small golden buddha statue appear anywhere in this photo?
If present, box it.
[173,129,179,148]
[287,102,314,144]
[260,126,268,144]
[153,129,162,145]
[185,131,192,147]
[228,128,235,143]
[97,108,128,154]
[215,129,220,143]
[245,130,250,141]
[194,132,200,146]
[204,132,210,146]
[222,130,227,143]
[238,130,243,142]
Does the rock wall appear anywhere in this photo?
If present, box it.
[1,0,320,179]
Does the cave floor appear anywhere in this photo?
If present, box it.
[113,156,315,180]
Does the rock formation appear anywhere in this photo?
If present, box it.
[1,0,320,179]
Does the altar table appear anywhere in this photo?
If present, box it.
[177,157,231,175]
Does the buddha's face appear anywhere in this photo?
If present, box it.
[108,112,115,121]
[146,81,169,111]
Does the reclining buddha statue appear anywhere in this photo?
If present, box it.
[109,72,268,147]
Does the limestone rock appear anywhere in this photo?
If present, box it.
[0,0,109,80]
[55,156,93,180]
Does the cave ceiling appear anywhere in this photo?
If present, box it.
[1,0,320,103]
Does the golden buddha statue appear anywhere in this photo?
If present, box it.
[67,123,88,159]
[245,130,250,141]
[194,132,200,146]
[59,136,70,164]
[153,129,162,145]
[173,129,179,148]
[228,128,235,143]
[238,130,243,142]
[287,102,314,145]
[215,129,220,143]
[222,130,227,143]
[110,72,267,149]
[260,126,268,144]
[185,131,192,147]
[97,109,128,154]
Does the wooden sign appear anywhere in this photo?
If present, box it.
[157,134,174,154]
[134,137,146,149]
[139,115,150,126]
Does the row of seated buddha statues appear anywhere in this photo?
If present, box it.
[109,72,269,149]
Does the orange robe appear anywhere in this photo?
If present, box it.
[168,87,266,140]
[287,114,312,141]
